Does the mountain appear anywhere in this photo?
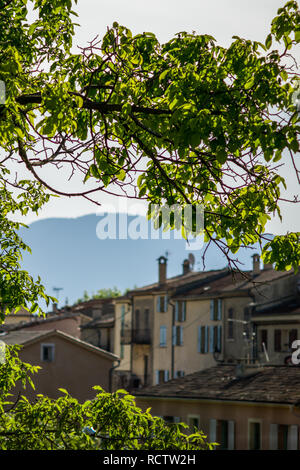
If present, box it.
[18,213,270,310]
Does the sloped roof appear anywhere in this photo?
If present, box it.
[134,365,300,405]
[0,329,118,361]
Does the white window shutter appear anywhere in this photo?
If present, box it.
[269,424,278,450]
[210,419,217,443]
[288,425,298,450]
[228,421,235,450]
[156,296,160,312]
[164,370,169,382]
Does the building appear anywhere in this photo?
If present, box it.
[134,363,300,450]
[113,253,297,390]
[1,329,119,402]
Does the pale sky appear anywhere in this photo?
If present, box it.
[9,0,300,235]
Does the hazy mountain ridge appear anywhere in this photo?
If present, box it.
[18,213,271,309]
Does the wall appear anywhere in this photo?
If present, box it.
[17,333,114,402]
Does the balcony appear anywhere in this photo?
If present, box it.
[132,329,151,344]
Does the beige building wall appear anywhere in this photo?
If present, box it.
[114,299,132,372]
[16,333,115,402]
[135,396,300,450]
[152,296,222,384]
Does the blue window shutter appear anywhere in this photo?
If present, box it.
[182,301,186,321]
[164,295,168,312]
[209,326,214,353]
[180,326,183,345]
[157,296,160,312]
[175,301,179,322]
[174,370,178,379]
[164,370,169,382]
[218,299,222,320]
[198,326,202,353]
[204,326,209,353]
[217,325,222,351]
[172,326,176,346]
[210,300,214,320]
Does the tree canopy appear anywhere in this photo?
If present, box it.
[0,345,214,450]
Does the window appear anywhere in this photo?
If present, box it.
[163,416,181,424]
[209,325,222,353]
[41,344,55,362]
[144,309,150,329]
[174,370,185,378]
[227,308,234,339]
[155,370,169,384]
[289,329,298,349]
[187,415,200,432]
[160,326,167,347]
[270,424,298,450]
[274,329,282,352]
[198,326,209,353]
[210,419,235,450]
[120,343,124,359]
[261,329,268,352]
[173,325,183,346]
[135,309,140,330]
[249,421,261,450]
[175,301,186,322]
[210,299,222,321]
[157,295,168,313]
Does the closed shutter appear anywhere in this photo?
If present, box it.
[288,425,298,450]
[210,419,217,443]
[217,299,222,320]
[217,325,222,351]
[209,326,214,353]
[182,301,186,322]
[164,295,168,312]
[164,370,169,382]
[198,326,202,353]
[155,370,159,385]
[179,326,183,345]
[228,421,235,450]
[172,326,176,346]
[175,301,179,321]
[156,296,160,312]
[269,424,278,450]
[204,326,209,353]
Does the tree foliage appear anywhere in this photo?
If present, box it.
[0,0,299,277]
[0,346,214,450]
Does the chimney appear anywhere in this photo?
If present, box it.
[263,262,273,271]
[252,254,260,275]
[158,256,167,285]
[182,259,190,275]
